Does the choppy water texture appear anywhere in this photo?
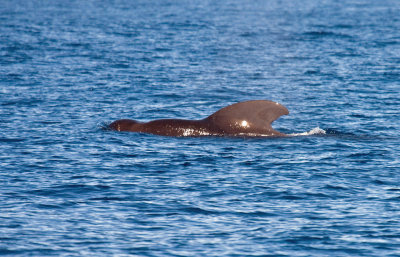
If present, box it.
[1,0,400,256]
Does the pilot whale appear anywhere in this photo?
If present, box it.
[109,100,289,137]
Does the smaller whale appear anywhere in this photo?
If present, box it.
[109,100,289,137]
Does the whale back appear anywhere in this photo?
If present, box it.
[109,119,141,131]
[205,100,289,136]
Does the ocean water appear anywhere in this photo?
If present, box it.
[1,0,400,256]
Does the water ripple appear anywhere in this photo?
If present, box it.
[1,0,400,256]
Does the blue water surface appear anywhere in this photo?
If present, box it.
[1,0,400,256]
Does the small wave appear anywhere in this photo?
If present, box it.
[289,127,326,136]
[100,122,113,131]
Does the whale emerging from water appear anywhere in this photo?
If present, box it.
[109,100,289,137]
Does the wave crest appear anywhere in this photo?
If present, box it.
[289,127,326,136]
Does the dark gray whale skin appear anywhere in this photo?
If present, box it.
[109,100,289,137]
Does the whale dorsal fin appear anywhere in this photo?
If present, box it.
[205,100,289,136]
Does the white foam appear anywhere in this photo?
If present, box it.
[289,127,326,136]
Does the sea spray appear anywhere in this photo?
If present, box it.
[289,127,326,136]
